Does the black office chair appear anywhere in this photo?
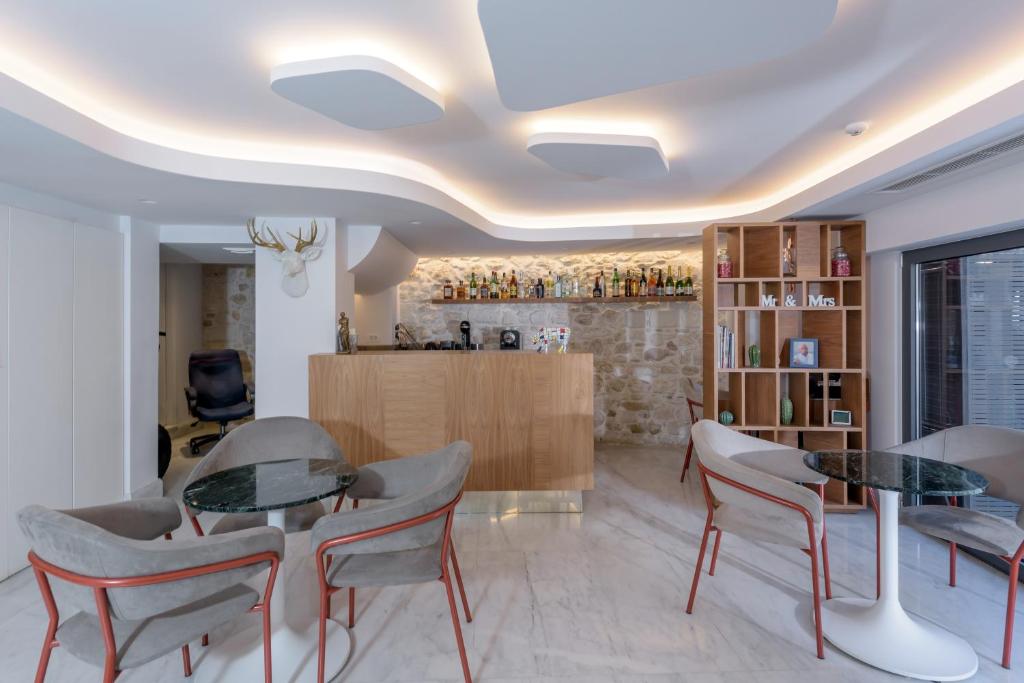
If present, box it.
[184,349,254,455]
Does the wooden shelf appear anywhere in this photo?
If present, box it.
[430,295,697,305]
[703,221,869,513]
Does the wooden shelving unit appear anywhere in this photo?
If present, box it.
[702,221,868,512]
[431,295,697,305]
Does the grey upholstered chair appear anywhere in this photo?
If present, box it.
[18,497,283,683]
[889,425,1024,669]
[183,415,347,535]
[686,420,828,659]
[312,441,474,683]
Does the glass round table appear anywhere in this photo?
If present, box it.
[803,450,988,681]
[183,458,358,683]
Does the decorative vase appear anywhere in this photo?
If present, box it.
[780,396,794,425]
[748,344,761,368]
[718,410,735,425]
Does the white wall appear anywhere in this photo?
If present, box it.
[862,157,1024,447]
[255,217,350,418]
[355,286,398,346]
[124,218,161,499]
[158,263,203,426]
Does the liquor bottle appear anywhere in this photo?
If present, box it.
[479,276,490,300]
[490,271,500,299]
[572,269,581,297]
[683,267,694,296]
[500,272,510,299]
[509,270,518,298]
[665,266,675,296]
[443,279,454,300]
[456,280,467,300]
[639,268,648,297]
[593,271,602,297]
[612,267,621,297]
[535,277,545,299]
[469,272,478,299]
[656,269,665,296]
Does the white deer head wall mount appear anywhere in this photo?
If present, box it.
[246,218,323,297]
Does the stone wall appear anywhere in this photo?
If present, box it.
[398,247,703,446]
[202,265,256,381]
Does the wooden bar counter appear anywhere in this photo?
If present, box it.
[309,351,594,493]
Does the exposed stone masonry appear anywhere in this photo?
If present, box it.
[398,248,702,446]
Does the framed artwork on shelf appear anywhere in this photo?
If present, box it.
[789,338,819,368]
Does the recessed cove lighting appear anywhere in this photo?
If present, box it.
[223,247,256,255]
[139,198,157,204]
[845,121,870,137]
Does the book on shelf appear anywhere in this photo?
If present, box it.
[716,325,737,368]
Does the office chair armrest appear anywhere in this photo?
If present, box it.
[245,381,255,401]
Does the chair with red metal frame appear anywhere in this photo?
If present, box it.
[341,447,474,630]
[311,441,474,683]
[686,420,829,659]
[885,425,1024,669]
[17,497,283,683]
[183,415,349,536]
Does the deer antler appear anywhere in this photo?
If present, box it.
[288,219,319,253]
[247,218,286,252]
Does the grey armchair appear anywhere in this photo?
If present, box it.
[18,497,283,683]
[891,425,1024,669]
[311,441,474,683]
[687,420,828,659]
[184,416,347,535]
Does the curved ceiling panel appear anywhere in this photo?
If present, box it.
[479,0,838,111]
[270,55,444,130]
[527,132,669,179]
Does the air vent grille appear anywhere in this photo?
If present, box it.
[878,132,1024,193]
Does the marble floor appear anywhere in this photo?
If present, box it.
[2,442,1021,682]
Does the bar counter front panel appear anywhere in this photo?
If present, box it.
[309,351,594,492]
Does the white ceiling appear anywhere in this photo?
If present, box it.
[1,1,1024,252]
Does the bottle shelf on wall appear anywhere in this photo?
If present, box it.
[702,221,869,512]
[430,295,697,305]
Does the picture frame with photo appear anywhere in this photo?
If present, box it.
[789,337,819,368]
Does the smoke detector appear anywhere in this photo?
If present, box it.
[845,121,870,137]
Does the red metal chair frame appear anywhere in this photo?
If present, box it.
[343,496,471,631]
[680,398,703,482]
[686,462,827,659]
[314,491,472,683]
[28,544,280,683]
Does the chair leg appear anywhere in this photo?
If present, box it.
[442,571,473,683]
[317,592,329,683]
[817,484,832,600]
[708,528,723,576]
[181,645,192,677]
[868,488,880,599]
[450,541,473,623]
[686,516,714,614]
[348,587,356,628]
[808,539,825,660]
[1004,558,1021,669]
[680,439,694,482]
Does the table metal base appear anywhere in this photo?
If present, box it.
[820,489,978,681]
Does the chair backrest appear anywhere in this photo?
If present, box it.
[189,349,247,410]
[17,503,275,621]
[312,441,472,557]
[185,416,346,491]
[691,420,821,524]
[889,425,1024,507]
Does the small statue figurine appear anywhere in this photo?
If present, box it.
[336,312,351,354]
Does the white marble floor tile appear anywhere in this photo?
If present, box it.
[1,442,1021,681]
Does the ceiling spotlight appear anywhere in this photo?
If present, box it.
[844,121,870,137]
[139,198,158,204]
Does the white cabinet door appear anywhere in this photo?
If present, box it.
[0,208,10,580]
[7,208,74,574]
[73,224,124,507]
